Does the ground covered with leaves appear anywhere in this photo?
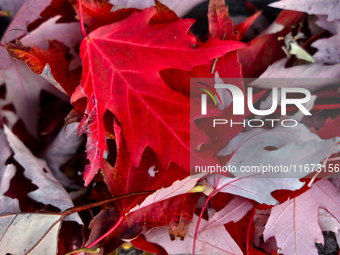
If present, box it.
[1,0,340,254]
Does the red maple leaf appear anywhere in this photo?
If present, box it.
[72,6,245,185]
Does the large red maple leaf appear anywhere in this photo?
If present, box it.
[72,6,245,185]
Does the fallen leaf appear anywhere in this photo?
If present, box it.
[208,0,239,41]
[238,10,304,78]
[130,234,167,254]
[289,41,315,63]
[254,209,271,246]
[87,193,202,252]
[42,123,84,188]
[3,0,53,42]
[0,129,20,214]
[0,0,53,72]
[128,172,205,213]
[0,164,20,214]
[263,179,340,255]
[207,124,340,205]
[314,15,340,34]
[144,214,243,255]
[0,0,24,15]
[194,88,267,151]
[250,59,340,89]
[223,206,257,255]
[108,0,206,17]
[21,15,83,63]
[318,208,340,247]
[270,0,340,22]
[200,196,253,231]
[71,6,245,185]
[234,11,262,39]
[319,208,340,234]
[28,0,79,27]
[149,0,179,25]
[312,34,340,64]
[6,40,80,96]
[4,125,82,224]
[207,0,243,90]
[0,213,63,254]
[317,115,340,139]
[1,61,67,137]
[69,0,137,33]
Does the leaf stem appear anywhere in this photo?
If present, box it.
[62,191,153,216]
[78,0,87,37]
[246,208,256,254]
[192,189,217,255]
[192,175,261,254]
[86,216,124,248]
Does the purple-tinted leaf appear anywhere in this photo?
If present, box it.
[21,16,83,69]
[201,196,253,231]
[108,0,206,17]
[2,61,67,137]
[42,123,84,188]
[0,130,20,214]
[250,59,340,89]
[0,213,62,254]
[312,34,340,64]
[0,0,25,16]
[145,214,242,254]
[129,173,205,213]
[4,125,82,224]
[270,0,340,22]
[0,0,53,72]
[315,15,340,34]
[264,179,340,255]
[207,124,340,205]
